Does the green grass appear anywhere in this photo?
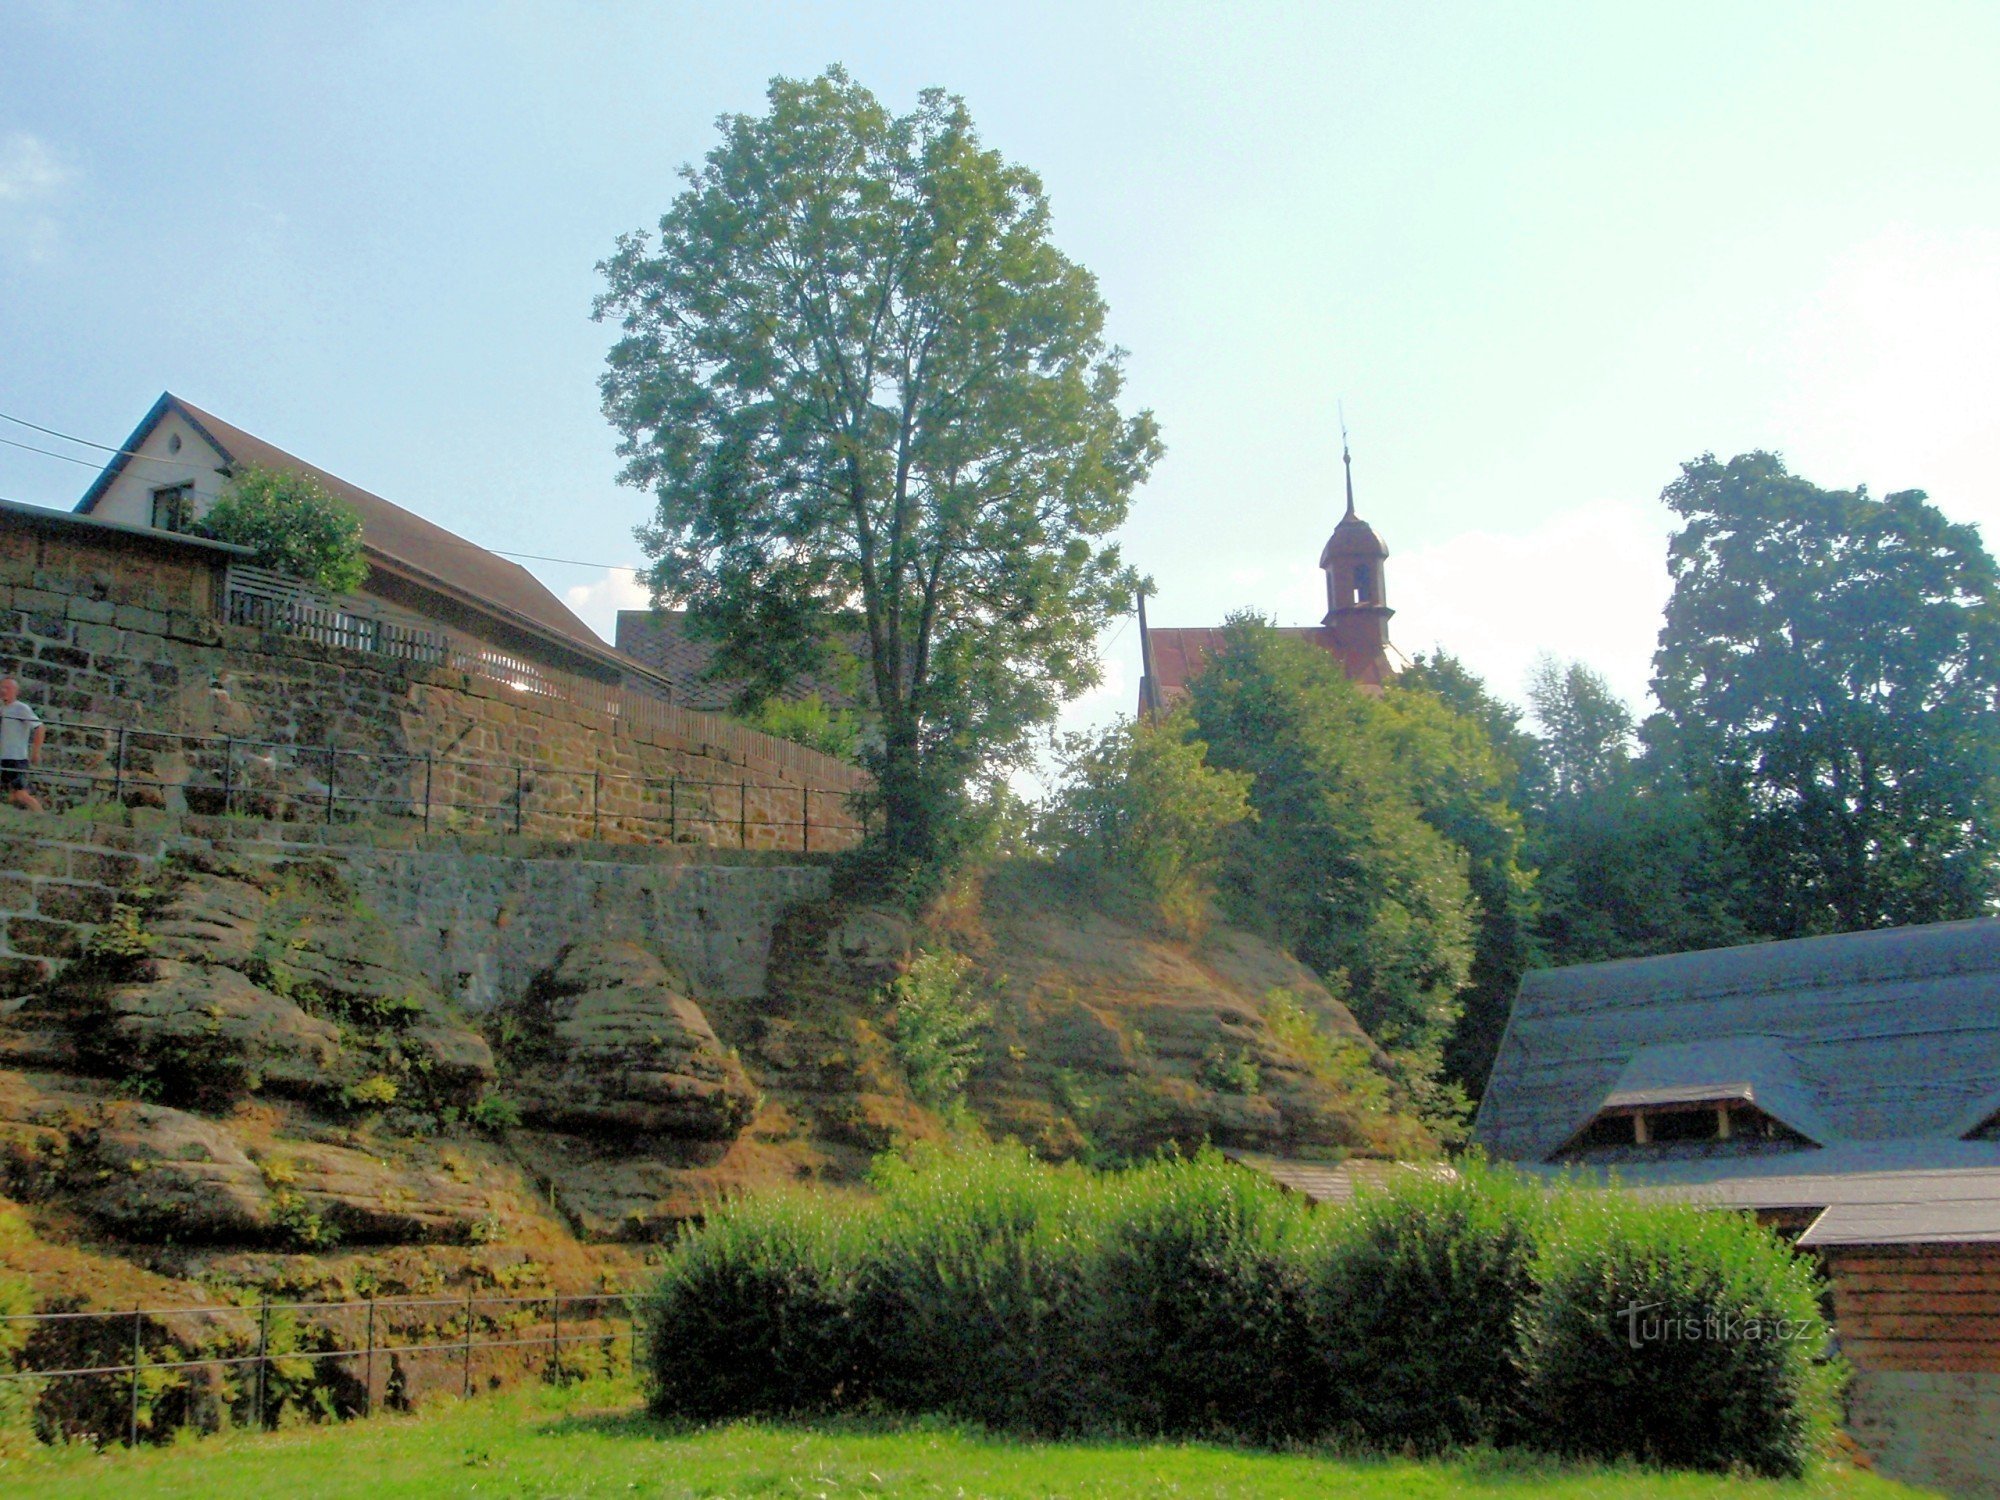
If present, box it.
[1,1380,1933,1500]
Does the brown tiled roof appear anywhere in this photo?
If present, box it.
[616,610,863,713]
[78,394,604,653]
[1142,625,1395,711]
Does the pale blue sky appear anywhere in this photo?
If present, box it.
[4,2,1997,750]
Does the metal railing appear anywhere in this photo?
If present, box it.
[223,567,620,705]
[21,719,867,852]
[0,1291,635,1446]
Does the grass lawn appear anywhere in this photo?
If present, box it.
[3,1380,1935,1500]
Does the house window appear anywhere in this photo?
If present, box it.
[1560,1101,1810,1157]
[151,483,195,533]
[1352,564,1371,604]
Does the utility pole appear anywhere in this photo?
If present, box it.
[1136,588,1161,720]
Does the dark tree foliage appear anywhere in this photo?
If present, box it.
[1399,652,1543,1094]
[1653,452,2000,935]
[595,68,1160,873]
[1519,657,1746,968]
[1187,618,1477,1101]
[1525,654,1636,807]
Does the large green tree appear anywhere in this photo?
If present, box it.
[1652,452,2000,935]
[1188,619,1478,1113]
[1524,657,1746,966]
[596,68,1161,869]
[1372,673,1537,1103]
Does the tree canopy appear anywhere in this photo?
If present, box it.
[596,67,1161,871]
[1187,618,1480,1122]
[1652,451,2000,935]
[200,464,367,595]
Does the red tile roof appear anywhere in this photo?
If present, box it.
[1142,625,1396,712]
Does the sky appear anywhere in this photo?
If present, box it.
[4,1,1997,770]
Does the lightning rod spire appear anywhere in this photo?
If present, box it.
[1340,401,1355,519]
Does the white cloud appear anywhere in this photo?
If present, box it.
[563,567,650,640]
[1771,227,2000,518]
[0,133,65,201]
[0,132,72,262]
[1391,497,1673,716]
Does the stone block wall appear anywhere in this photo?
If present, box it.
[1,512,868,853]
[0,809,832,1004]
[1846,1370,2000,1498]
[0,817,158,996]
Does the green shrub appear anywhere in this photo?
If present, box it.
[881,948,989,1106]
[1090,1150,1319,1441]
[200,463,367,594]
[746,693,863,762]
[642,1192,865,1420]
[0,1206,38,1455]
[1042,709,1253,936]
[1517,1193,1841,1477]
[857,1143,1107,1433]
[468,1091,522,1132]
[1309,1158,1548,1450]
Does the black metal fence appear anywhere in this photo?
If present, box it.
[19,719,866,852]
[0,1291,636,1447]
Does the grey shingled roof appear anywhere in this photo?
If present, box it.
[1473,918,2000,1167]
[1594,1036,1837,1146]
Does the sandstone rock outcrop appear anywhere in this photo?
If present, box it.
[496,940,758,1139]
[27,852,493,1111]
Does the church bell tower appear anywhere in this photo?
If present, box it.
[1319,432,1395,674]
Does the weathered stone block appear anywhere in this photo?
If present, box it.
[67,596,117,625]
[8,915,79,958]
[71,621,122,654]
[496,939,758,1139]
[34,880,115,924]
[0,955,51,998]
[0,836,66,876]
[113,604,170,634]
[69,849,142,885]
[79,1103,274,1241]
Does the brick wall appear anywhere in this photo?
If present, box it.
[1,514,868,852]
[1826,1242,2000,1498]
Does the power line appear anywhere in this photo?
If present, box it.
[0,407,648,575]
[0,433,108,470]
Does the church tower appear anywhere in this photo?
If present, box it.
[1318,434,1396,683]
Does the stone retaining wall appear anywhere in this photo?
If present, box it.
[1,512,868,852]
[0,810,830,1004]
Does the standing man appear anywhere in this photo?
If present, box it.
[0,677,44,813]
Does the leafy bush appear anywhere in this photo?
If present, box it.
[1090,1150,1318,1440]
[881,948,989,1106]
[639,1145,1838,1474]
[0,1205,38,1455]
[856,1144,1107,1432]
[1517,1193,1841,1477]
[1043,709,1253,936]
[1309,1158,1548,1450]
[468,1091,522,1132]
[746,693,863,762]
[200,463,368,594]
[642,1191,866,1420]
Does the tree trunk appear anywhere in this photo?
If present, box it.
[876,716,935,871]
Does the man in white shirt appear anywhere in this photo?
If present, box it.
[0,677,45,813]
